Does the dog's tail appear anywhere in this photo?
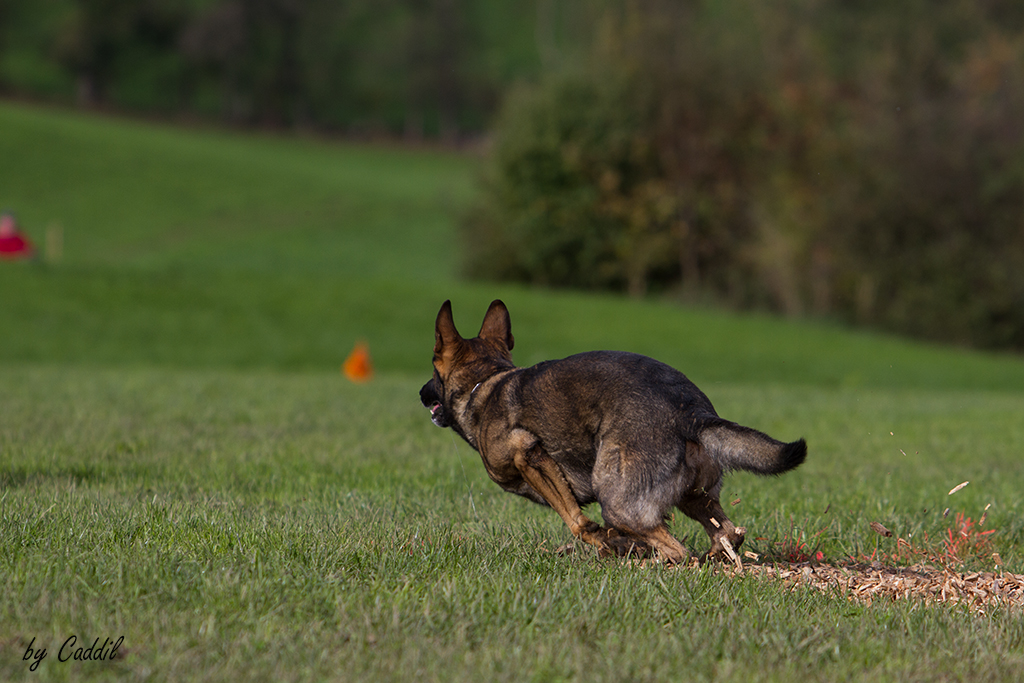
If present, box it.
[699,421,806,476]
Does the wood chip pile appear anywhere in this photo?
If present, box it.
[721,561,1024,611]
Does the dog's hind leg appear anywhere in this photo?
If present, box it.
[591,442,688,563]
[510,439,609,553]
[676,442,746,563]
[678,493,745,563]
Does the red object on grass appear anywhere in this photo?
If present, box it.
[343,342,374,382]
[0,213,34,259]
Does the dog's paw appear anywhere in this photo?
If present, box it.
[705,526,746,564]
[599,528,652,559]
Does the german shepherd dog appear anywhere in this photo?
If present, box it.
[419,300,806,564]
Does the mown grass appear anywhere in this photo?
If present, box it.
[7,264,1024,394]
[2,367,1023,682]
[6,99,1024,390]
[2,100,1024,681]
[0,102,472,278]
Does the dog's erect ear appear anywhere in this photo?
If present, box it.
[478,299,514,351]
[434,300,462,356]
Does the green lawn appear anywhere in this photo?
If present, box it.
[3,367,1023,682]
[2,100,1024,682]
[0,102,472,277]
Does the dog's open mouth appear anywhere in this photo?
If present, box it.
[427,401,448,427]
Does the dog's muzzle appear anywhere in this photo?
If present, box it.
[419,379,450,428]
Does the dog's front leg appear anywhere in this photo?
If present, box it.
[508,437,608,553]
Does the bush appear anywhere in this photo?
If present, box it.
[465,0,837,305]
[463,73,674,294]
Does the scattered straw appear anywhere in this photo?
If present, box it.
[980,503,991,527]
[870,522,893,537]
[948,481,970,496]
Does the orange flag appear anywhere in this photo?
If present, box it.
[342,342,374,382]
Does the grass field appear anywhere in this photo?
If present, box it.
[2,100,1024,682]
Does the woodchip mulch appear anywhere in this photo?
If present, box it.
[717,559,1024,611]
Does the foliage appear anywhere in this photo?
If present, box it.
[0,0,543,137]
[462,72,672,293]
[465,0,1024,350]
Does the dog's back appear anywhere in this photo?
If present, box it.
[496,350,804,480]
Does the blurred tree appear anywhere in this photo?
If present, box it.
[54,0,191,108]
[464,0,1024,349]
[0,0,542,135]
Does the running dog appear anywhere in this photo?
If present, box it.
[419,299,806,563]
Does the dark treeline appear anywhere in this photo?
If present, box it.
[0,0,546,139]
[465,0,1024,350]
